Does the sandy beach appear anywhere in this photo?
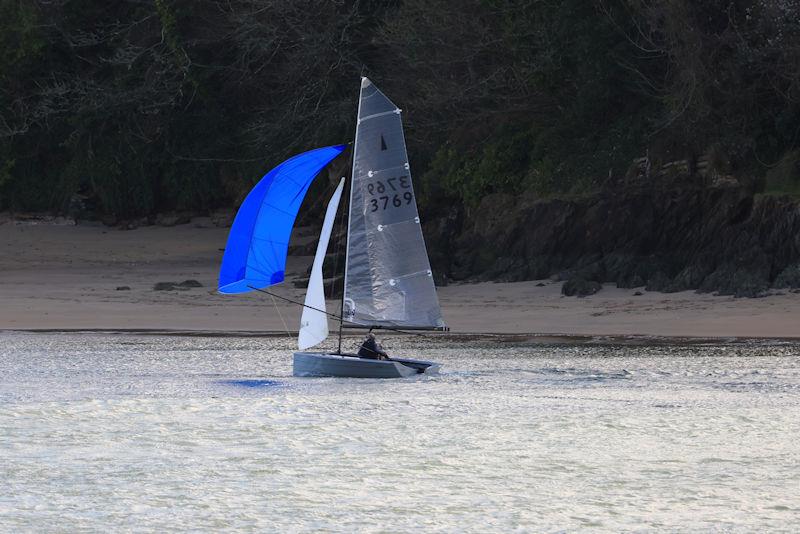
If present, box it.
[1,217,798,339]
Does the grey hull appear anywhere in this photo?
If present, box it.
[293,352,441,378]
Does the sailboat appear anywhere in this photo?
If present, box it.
[218,78,446,378]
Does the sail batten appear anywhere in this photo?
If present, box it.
[359,109,401,123]
[342,78,445,330]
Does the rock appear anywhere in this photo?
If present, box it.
[617,274,645,289]
[667,265,710,292]
[699,264,769,298]
[67,193,99,221]
[118,217,150,230]
[573,259,605,282]
[210,209,235,228]
[116,286,131,291]
[609,255,664,289]
[428,161,800,298]
[67,194,88,221]
[155,212,192,227]
[7,214,77,226]
[473,194,517,239]
[177,279,203,288]
[645,272,671,292]
[482,256,527,282]
[53,216,76,226]
[732,274,769,298]
[536,282,546,287]
[153,282,177,291]
[633,291,643,296]
[774,263,800,289]
[293,277,309,289]
[191,216,215,228]
[562,276,602,297]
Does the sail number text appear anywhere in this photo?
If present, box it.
[366,176,413,212]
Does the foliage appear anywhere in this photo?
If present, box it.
[1,1,799,218]
[764,150,800,197]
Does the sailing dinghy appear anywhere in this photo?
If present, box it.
[219,78,446,378]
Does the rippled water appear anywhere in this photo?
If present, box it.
[2,332,800,532]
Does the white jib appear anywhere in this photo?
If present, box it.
[298,178,345,350]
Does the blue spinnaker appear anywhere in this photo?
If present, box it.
[218,144,346,294]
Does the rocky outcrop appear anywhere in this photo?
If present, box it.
[562,277,601,297]
[774,263,800,289]
[423,174,800,297]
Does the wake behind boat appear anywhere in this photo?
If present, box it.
[218,78,446,378]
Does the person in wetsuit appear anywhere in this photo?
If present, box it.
[358,332,389,360]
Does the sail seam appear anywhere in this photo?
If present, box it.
[358,109,401,123]
[261,202,300,218]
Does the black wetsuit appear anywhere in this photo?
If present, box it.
[358,337,388,359]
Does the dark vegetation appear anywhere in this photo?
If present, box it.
[2,1,800,292]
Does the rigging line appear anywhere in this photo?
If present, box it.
[268,292,291,337]
[246,285,428,338]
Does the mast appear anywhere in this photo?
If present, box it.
[338,78,364,354]
[336,159,352,354]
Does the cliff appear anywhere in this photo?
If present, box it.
[426,171,800,297]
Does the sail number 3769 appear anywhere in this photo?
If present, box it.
[366,176,413,212]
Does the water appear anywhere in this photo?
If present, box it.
[2,332,800,532]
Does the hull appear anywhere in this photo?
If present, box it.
[293,352,441,378]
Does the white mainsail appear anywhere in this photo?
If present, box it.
[342,78,446,330]
[298,178,345,350]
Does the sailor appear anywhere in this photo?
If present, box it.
[358,331,389,360]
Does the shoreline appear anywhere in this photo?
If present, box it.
[3,328,799,346]
[3,220,800,340]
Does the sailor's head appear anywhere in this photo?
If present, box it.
[366,332,375,339]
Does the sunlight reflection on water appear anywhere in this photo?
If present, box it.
[1,332,799,531]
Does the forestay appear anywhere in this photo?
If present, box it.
[298,178,345,350]
[218,145,346,294]
[343,78,445,329]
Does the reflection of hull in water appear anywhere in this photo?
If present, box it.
[293,352,441,378]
